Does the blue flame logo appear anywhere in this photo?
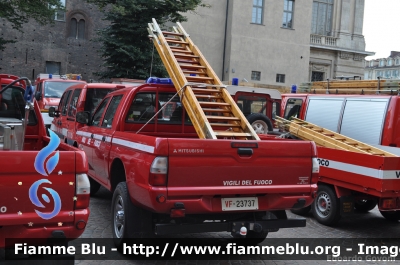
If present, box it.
[29,179,61,220]
[34,130,60,176]
[29,130,62,219]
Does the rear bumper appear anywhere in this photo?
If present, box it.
[155,217,306,235]
[0,209,89,248]
[138,184,318,214]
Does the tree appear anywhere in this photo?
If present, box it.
[87,0,207,80]
[0,1,64,50]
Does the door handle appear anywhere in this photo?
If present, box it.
[102,136,106,142]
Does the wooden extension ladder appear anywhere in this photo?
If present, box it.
[275,117,397,157]
[299,79,400,95]
[147,18,259,140]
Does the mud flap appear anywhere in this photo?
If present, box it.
[340,196,354,215]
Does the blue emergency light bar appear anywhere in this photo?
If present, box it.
[146,77,173,84]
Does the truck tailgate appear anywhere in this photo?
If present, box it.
[167,139,314,196]
[0,151,76,226]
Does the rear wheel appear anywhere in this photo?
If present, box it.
[354,200,377,212]
[380,210,400,221]
[312,185,341,226]
[246,113,273,134]
[291,205,311,216]
[111,182,153,248]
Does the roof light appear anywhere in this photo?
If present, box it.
[146,77,173,84]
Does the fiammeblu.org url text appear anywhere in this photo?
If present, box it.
[122,243,341,257]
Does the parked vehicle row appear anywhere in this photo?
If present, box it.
[49,78,319,246]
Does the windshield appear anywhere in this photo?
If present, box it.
[44,81,82,98]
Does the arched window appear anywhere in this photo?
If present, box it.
[68,12,87,40]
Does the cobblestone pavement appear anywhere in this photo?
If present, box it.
[73,187,400,265]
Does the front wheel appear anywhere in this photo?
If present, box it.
[380,210,400,221]
[312,185,341,226]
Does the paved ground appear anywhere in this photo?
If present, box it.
[73,187,400,265]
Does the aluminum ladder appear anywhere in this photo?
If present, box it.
[147,19,259,140]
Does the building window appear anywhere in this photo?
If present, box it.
[68,13,87,40]
[396,59,400,65]
[46,61,61,75]
[282,0,294,28]
[388,59,393,66]
[276,74,286,83]
[379,60,385,67]
[54,0,66,21]
[311,71,324,81]
[370,61,374,67]
[311,0,333,36]
[251,71,261,81]
[252,0,264,24]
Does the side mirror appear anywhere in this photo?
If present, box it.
[35,91,42,100]
[49,107,55,117]
[76,111,90,124]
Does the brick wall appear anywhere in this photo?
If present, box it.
[0,0,107,83]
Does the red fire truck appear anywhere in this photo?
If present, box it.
[277,85,400,225]
[34,74,85,129]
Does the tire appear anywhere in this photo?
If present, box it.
[89,177,101,195]
[354,200,377,212]
[246,113,273,134]
[111,182,153,248]
[291,205,311,216]
[380,210,400,222]
[312,185,341,226]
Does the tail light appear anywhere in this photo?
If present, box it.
[75,173,90,209]
[380,198,396,209]
[311,157,320,183]
[149,157,168,186]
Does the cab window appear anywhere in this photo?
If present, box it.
[61,90,72,116]
[102,95,123,128]
[68,89,82,118]
[92,98,110,127]
[237,94,267,116]
[125,92,191,124]
[284,98,303,120]
[85,88,114,117]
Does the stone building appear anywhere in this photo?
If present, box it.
[0,0,106,82]
[180,0,374,87]
[364,51,400,80]
[0,0,374,86]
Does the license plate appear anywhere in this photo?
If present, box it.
[221,197,258,211]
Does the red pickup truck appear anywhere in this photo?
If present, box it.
[49,82,126,147]
[0,74,90,248]
[70,79,319,246]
